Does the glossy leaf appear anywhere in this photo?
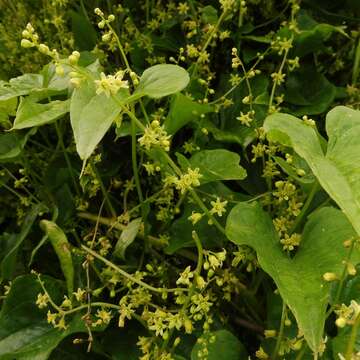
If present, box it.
[226,203,360,352]
[12,98,70,130]
[70,79,128,161]
[40,220,74,297]
[135,64,190,99]
[191,330,247,359]
[178,149,247,184]
[264,106,360,236]
[0,275,85,360]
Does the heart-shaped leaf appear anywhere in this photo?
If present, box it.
[226,203,360,353]
[264,106,360,237]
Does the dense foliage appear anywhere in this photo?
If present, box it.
[1,0,360,359]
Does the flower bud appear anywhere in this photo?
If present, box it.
[21,39,33,48]
[335,317,347,328]
[323,272,338,282]
[108,14,115,22]
[102,33,112,42]
[38,44,49,54]
[55,65,64,76]
[94,8,104,16]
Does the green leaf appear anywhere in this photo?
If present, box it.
[0,130,34,162]
[264,106,360,236]
[178,149,247,184]
[70,79,128,160]
[226,203,360,353]
[284,66,336,116]
[40,220,74,297]
[0,74,44,101]
[1,204,45,280]
[70,11,98,51]
[164,93,214,135]
[135,64,190,99]
[0,275,85,360]
[114,218,142,260]
[12,98,70,130]
[191,330,247,359]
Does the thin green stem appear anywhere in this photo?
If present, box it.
[192,231,204,275]
[326,237,356,318]
[81,245,188,293]
[272,302,287,360]
[345,313,360,360]
[131,116,145,217]
[91,163,117,218]
[295,345,307,360]
[289,182,319,234]
[55,121,80,196]
[352,38,360,85]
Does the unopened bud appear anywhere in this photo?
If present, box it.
[21,39,33,48]
[323,272,338,282]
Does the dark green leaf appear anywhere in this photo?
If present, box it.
[191,330,247,359]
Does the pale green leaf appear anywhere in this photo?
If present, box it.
[226,203,360,353]
[70,79,128,160]
[264,106,360,236]
[12,98,70,130]
[114,218,142,260]
[40,220,74,297]
[135,64,190,99]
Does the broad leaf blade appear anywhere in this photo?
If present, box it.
[70,80,128,161]
[178,149,247,184]
[264,107,360,236]
[226,202,359,352]
[12,98,70,130]
[135,64,190,99]
[0,275,85,360]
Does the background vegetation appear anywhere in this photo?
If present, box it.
[0,0,360,359]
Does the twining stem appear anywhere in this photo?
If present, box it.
[130,115,146,223]
[289,182,319,234]
[91,163,117,218]
[345,313,360,360]
[81,245,188,293]
[326,237,357,318]
[54,121,80,196]
[272,302,287,360]
[352,38,360,85]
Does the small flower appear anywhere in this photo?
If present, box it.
[210,198,228,217]
[95,71,129,97]
[95,308,112,325]
[36,293,49,309]
[188,212,203,225]
[236,111,255,127]
[176,266,194,286]
[73,288,86,302]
